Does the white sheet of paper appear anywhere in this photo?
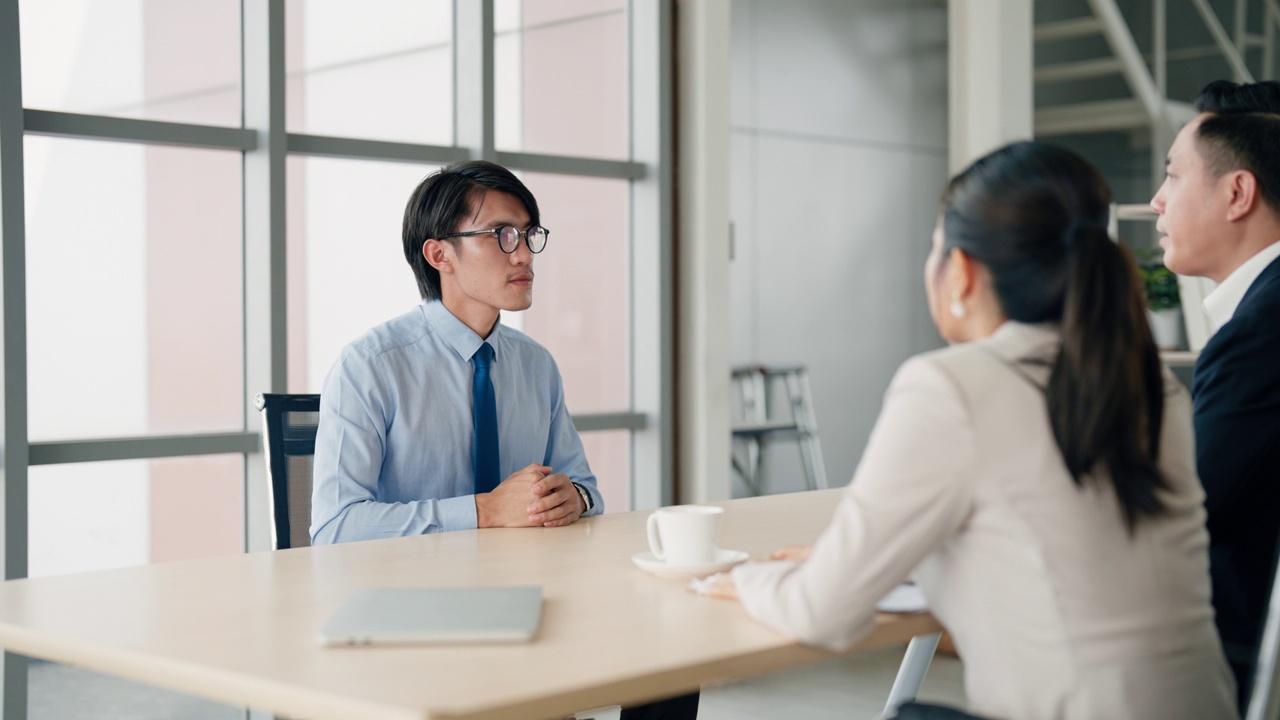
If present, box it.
[876,582,928,613]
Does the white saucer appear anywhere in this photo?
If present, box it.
[631,549,750,579]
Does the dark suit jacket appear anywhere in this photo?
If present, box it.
[1193,253,1280,666]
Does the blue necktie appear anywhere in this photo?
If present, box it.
[472,343,500,494]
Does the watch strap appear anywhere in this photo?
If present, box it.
[571,482,593,513]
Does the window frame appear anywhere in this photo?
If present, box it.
[0,1,672,716]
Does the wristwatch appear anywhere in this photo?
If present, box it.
[571,482,593,513]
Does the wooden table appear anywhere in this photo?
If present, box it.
[0,489,941,720]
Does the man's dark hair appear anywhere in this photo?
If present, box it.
[1195,112,1280,215]
[401,160,540,300]
[1194,80,1280,114]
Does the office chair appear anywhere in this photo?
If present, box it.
[255,393,321,550]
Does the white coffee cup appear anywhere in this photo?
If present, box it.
[646,505,724,566]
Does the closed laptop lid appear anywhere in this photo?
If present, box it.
[318,586,543,647]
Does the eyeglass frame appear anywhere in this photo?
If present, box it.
[438,224,550,254]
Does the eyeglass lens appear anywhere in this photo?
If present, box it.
[498,225,548,254]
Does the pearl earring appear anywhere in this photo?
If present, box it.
[949,296,966,319]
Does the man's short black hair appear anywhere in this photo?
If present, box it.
[401,161,540,300]
[1195,112,1280,216]
[1194,80,1280,114]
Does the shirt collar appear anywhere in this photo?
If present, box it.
[421,301,500,362]
[1203,240,1280,331]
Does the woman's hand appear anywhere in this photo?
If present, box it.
[766,544,814,562]
[695,547,813,601]
[695,571,740,600]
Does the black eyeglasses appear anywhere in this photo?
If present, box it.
[439,225,550,254]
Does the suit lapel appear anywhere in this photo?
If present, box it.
[1192,252,1280,399]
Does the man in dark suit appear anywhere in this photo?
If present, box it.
[1150,80,1280,710]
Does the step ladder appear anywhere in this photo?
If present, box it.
[730,365,828,495]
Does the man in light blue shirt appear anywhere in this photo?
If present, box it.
[310,160,699,720]
[310,161,603,544]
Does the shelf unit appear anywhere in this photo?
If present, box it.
[1112,203,1214,357]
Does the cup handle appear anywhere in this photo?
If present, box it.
[647,513,665,561]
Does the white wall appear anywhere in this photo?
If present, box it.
[728,0,949,493]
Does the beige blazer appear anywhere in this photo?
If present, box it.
[734,322,1236,720]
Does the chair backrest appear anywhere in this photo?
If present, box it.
[1246,532,1280,720]
[255,393,321,550]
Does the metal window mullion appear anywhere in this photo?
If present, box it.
[570,412,647,433]
[29,433,260,466]
[455,0,496,161]
[286,133,468,165]
[22,110,256,151]
[0,0,30,716]
[628,0,674,512]
[284,132,644,178]
[493,150,645,179]
[242,0,287,557]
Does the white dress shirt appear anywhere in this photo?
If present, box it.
[1203,240,1280,332]
[311,301,602,544]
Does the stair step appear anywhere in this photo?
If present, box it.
[1035,99,1148,135]
[1035,57,1125,83]
[1035,99,1201,135]
[1034,17,1104,42]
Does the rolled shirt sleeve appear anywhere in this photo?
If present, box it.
[543,360,603,516]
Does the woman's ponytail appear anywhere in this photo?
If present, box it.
[1047,224,1167,532]
[943,141,1169,533]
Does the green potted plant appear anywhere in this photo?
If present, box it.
[1137,248,1183,350]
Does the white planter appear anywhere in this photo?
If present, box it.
[1148,308,1184,351]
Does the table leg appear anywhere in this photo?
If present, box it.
[880,632,942,719]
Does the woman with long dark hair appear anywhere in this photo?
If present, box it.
[701,142,1235,719]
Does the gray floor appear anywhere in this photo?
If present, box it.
[28,644,965,720]
[698,644,966,720]
[577,645,966,720]
[28,659,242,720]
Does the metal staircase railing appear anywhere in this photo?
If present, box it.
[1034,0,1279,139]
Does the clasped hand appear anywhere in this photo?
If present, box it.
[475,463,585,528]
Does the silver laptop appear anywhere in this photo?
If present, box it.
[318,586,543,647]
